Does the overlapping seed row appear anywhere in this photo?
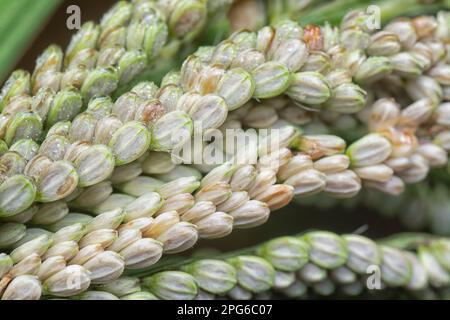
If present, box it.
[1,8,450,300]
[0,0,210,143]
[221,98,447,198]
[47,231,450,300]
[1,8,449,217]
[0,13,368,218]
[0,100,446,300]
[0,0,217,218]
[0,138,297,300]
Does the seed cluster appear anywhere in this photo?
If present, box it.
[1,0,450,300]
[6,231,447,300]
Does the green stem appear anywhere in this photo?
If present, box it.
[0,0,61,82]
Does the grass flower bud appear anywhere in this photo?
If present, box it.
[156,222,198,254]
[10,235,52,263]
[86,208,125,232]
[196,212,233,239]
[0,223,26,249]
[398,99,434,128]
[107,228,141,253]
[124,193,163,222]
[92,116,122,146]
[390,52,423,77]
[380,246,412,287]
[258,236,309,272]
[110,162,143,185]
[182,259,237,295]
[299,134,346,160]
[80,67,118,102]
[272,39,308,72]
[108,121,151,165]
[201,162,237,188]
[417,143,448,168]
[287,72,331,106]
[278,153,313,181]
[94,276,140,297]
[189,94,228,132]
[83,251,124,284]
[43,265,91,297]
[93,193,135,214]
[252,62,291,99]
[420,245,450,287]
[195,182,231,206]
[0,70,30,112]
[257,148,292,172]
[158,176,200,199]
[248,170,277,198]
[47,213,92,232]
[151,111,193,152]
[30,201,68,226]
[229,165,257,191]
[158,193,194,215]
[313,154,350,173]
[37,255,66,281]
[342,235,381,274]
[141,152,176,175]
[347,134,392,167]
[181,201,216,223]
[53,223,87,244]
[254,184,294,211]
[119,238,163,269]
[298,262,326,283]
[76,291,119,300]
[216,68,255,110]
[303,231,347,269]
[354,164,393,182]
[243,104,278,128]
[69,244,103,266]
[228,255,275,293]
[429,63,450,85]
[10,139,39,161]
[70,181,113,210]
[367,31,401,56]
[300,51,331,74]
[117,176,163,197]
[406,76,443,104]
[229,200,270,228]
[227,285,252,300]
[10,228,51,250]
[143,271,197,300]
[79,229,118,248]
[324,83,367,113]
[0,254,13,278]
[121,291,158,300]
[435,102,450,126]
[330,266,357,284]
[2,275,41,300]
[398,153,429,184]
[284,169,327,196]
[273,271,296,289]
[384,19,417,48]
[365,175,405,195]
[34,160,79,202]
[324,170,361,198]
[404,252,428,291]
[43,241,79,261]
[355,56,393,84]
[9,253,41,277]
